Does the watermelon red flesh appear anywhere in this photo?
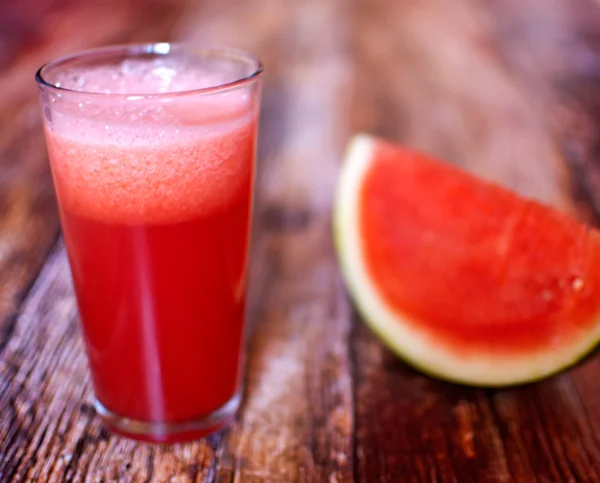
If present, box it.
[361,140,600,354]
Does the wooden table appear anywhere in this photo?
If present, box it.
[3,0,600,481]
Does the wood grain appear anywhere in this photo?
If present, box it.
[3,0,600,481]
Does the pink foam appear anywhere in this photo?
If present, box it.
[44,58,258,224]
[47,118,256,224]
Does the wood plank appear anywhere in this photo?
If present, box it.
[479,1,600,480]
[351,0,600,481]
[0,0,355,481]
[5,0,600,481]
[0,101,59,350]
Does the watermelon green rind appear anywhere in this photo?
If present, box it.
[334,134,600,386]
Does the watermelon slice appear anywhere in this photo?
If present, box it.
[335,134,600,386]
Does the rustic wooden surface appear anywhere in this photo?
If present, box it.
[3,0,600,481]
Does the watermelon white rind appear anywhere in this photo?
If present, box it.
[334,134,600,387]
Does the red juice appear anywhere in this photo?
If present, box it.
[61,196,251,425]
[40,52,260,442]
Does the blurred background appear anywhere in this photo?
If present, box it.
[4,0,600,317]
[4,0,600,480]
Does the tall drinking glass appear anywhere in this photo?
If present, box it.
[35,44,262,443]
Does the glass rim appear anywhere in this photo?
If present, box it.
[35,42,264,99]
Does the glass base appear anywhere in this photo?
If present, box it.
[94,393,241,444]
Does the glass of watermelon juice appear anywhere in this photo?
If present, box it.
[35,44,262,443]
